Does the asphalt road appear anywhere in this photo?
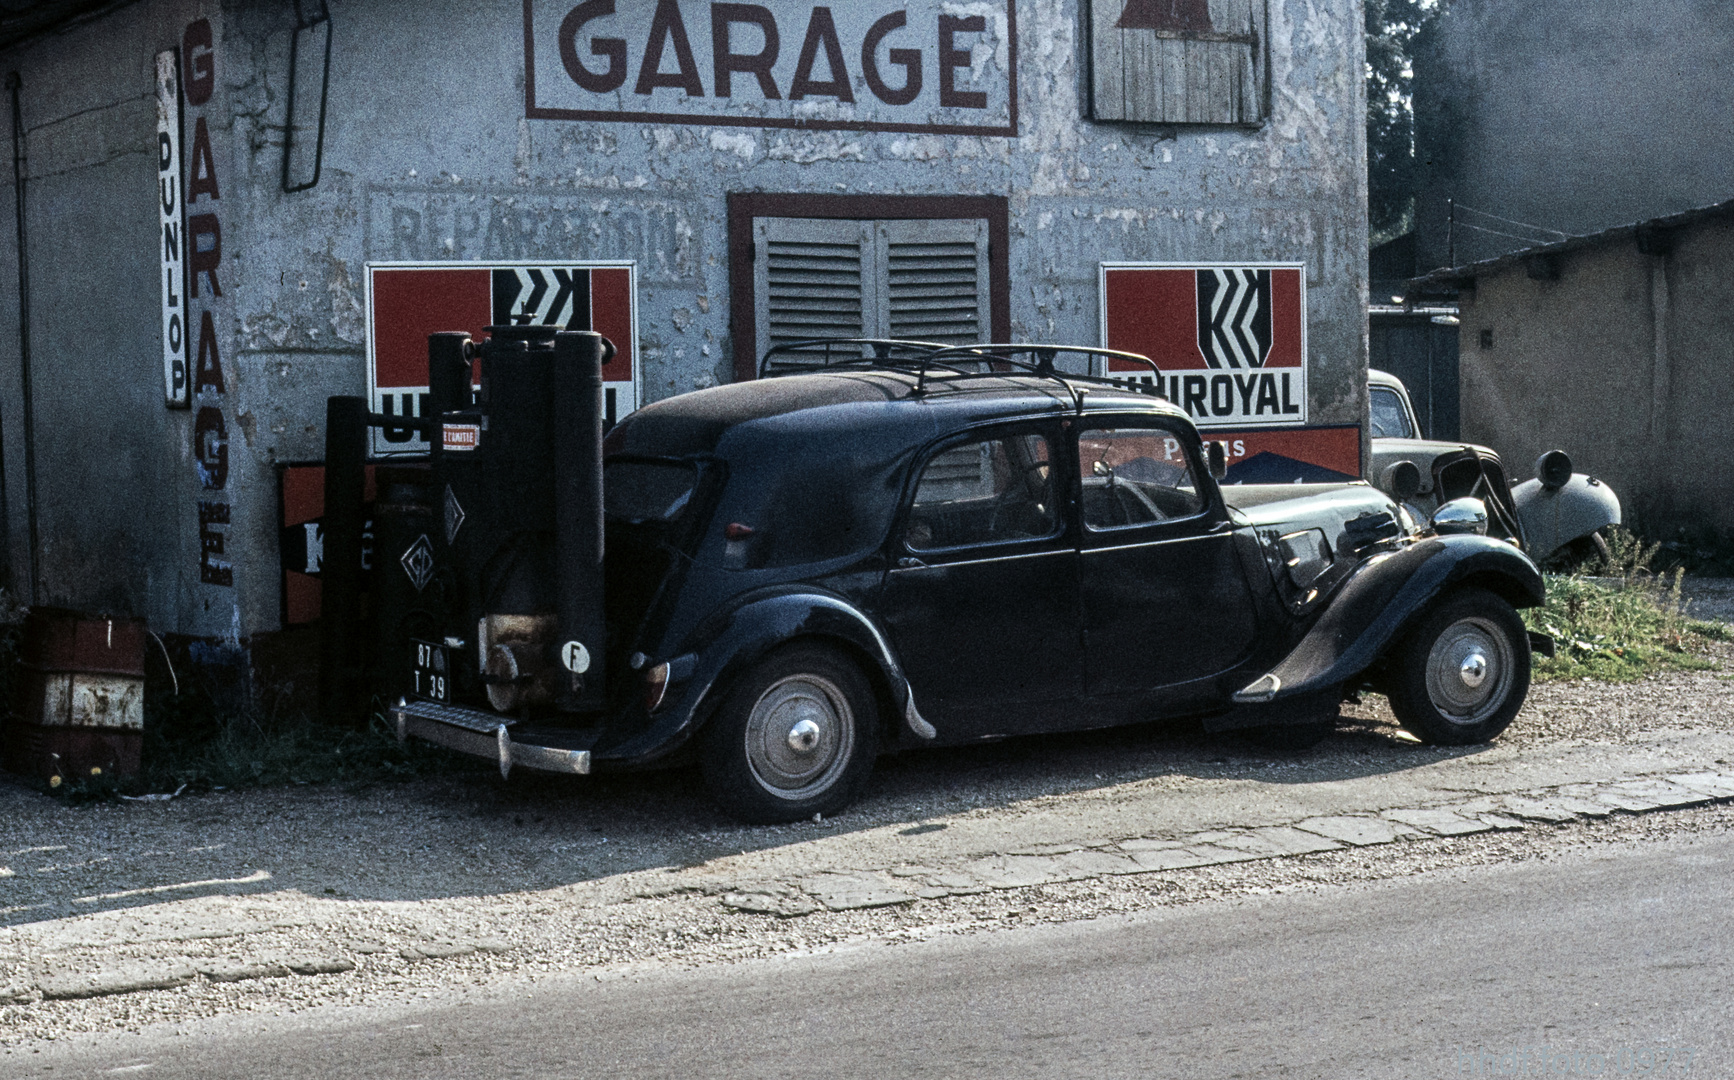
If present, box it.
[21,830,1730,1080]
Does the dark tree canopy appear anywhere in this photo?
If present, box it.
[1366,0,1438,241]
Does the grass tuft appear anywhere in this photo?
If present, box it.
[1524,568,1727,682]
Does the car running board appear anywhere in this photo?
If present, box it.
[392,698,592,780]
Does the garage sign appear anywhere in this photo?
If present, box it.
[524,0,1017,137]
[365,262,638,458]
[1100,263,1307,429]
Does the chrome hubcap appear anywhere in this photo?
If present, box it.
[1459,652,1488,689]
[744,674,854,799]
[1425,617,1514,724]
[787,718,822,753]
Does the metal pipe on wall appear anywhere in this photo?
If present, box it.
[7,72,38,604]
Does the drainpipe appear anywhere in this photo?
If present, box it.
[7,71,40,604]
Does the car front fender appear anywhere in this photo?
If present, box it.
[594,588,933,767]
[1233,535,1545,704]
[1512,474,1622,562]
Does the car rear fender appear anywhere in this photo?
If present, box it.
[1232,535,1545,704]
[1512,474,1622,562]
[598,589,931,766]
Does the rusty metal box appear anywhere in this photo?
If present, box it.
[4,608,147,782]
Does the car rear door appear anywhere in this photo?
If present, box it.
[1075,422,1257,707]
[878,422,1084,739]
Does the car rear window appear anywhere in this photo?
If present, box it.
[1370,387,1415,439]
[604,461,697,523]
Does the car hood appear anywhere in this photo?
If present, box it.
[1225,483,1407,611]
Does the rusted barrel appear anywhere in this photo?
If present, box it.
[5,608,147,784]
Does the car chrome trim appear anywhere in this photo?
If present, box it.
[891,547,1074,572]
[1082,530,1234,556]
[391,698,591,777]
[904,687,937,740]
[1232,673,1281,704]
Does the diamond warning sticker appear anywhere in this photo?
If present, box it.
[400,534,434,592]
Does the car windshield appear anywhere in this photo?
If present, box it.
[1369,387,1415,439]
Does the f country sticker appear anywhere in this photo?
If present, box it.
[1099,263,1307,429]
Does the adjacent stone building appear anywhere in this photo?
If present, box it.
[1412,199,1734,541]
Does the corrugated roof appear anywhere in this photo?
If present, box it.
[1408,196,1734,295]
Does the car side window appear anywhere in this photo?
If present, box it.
[1078,427,1203,530]
[1370,387,1415,439]
[905,432,1057,551]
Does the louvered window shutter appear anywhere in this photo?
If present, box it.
[755,218,875,352]
[753,216,992,369]
[879,219,991,347]
[1090,0,1267,125]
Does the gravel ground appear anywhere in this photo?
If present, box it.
[0,600,1730,1050]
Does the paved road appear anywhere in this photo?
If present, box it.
[23,830,1730,1079]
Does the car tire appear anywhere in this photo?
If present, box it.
[1387,588,1531,746]
[700,643,880,824]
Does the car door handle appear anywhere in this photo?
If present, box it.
[897,556,928,569]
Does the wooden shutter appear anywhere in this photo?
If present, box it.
[755,218,876,353]
[879,219,991,347]
[754,217,994,363]
[1090,0,1267,125]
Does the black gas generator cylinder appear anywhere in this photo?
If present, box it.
[368,463,441,702]
[430,325,610,716]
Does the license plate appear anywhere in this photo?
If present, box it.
[411,639,451,703]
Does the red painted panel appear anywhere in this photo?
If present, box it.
[1267,268,1303,368]
[591,268,634,383]
[371,269,491,390]
[1104,268,1201,371]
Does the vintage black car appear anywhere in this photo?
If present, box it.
[384,335,1548,823]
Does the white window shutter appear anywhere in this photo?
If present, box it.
[755,218,876,353]
[878,219,990,347]
[753,216,993,369]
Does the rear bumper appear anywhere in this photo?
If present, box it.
[391,698,591,779]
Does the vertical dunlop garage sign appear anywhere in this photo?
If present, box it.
[1101,263,1360,483]
[154,49,188,408]
[523,0,1017,137]
[365,262,639,458]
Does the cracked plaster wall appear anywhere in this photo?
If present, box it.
[0,0,1365,648]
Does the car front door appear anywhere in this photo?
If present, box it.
[1076,423,1257,708]
[879,423,1083,739]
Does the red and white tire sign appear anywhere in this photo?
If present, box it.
[1101,262,1358,483]
[1100,262,1307,428]
[365,261,639,457]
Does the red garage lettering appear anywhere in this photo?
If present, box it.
[557,2,991,106]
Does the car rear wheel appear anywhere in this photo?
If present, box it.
[701,643,879,824]
[1387,588,1531,745]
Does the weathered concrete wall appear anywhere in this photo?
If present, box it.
[1459,215,1734,539]
[0,0,1367,651]
[0,4,217,630]
[1414,0,1734,271]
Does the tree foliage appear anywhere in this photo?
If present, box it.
[1366,0,1438,241]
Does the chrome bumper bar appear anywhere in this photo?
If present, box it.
[391,698,591,779]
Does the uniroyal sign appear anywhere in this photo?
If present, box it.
[365,262,639,457]
[1100,263,1308,429]
[523,0,1018,137]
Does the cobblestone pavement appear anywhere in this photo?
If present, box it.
[3,646,1733,1048]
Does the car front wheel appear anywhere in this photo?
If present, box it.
[1387,588,1531,746]
[700,643,879,824]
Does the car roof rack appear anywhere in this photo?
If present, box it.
[756,338,955,379]
[756,338,1168,407]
